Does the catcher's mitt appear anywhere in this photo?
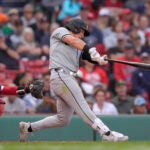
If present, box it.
[28,79,45,99]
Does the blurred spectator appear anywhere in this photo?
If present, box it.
[137,15,150,45]
[111,80,134,114]
[57,0,81,24]
[127,26,143,55]
[113,42,140,92]
[77,5,89,21]
[36,72,57,113]
[119,8,133,32]
[34,16,49,44]
[21,4,36,27]
[0,30,20,69]
[3,95,25,115]
[103,20,124,49]
[41,22,60,59]
[78,60,109,96]
[2,9,19,36]
[84,12,103,47]
[131,52,150,112]
[17,27,42,60]
[97,8,112,39]
[132,96,147,114]
[41,0,63,23]
[6,19,24,49]
[141,31,150,55]
[29,11,45,31]
[92,87,118,115]
[104,0,124,8]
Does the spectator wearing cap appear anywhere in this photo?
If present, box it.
[97,8,112,39]
[141,31,150,55]
[6,19,24,49]
[84,12,103,47]
[131,52,150,112]
[0,30,20,69]
[2,9,19,36]
[113,42,140,92]
[111,80,134,114]
[132,96,147,114]
[34,16,49,44]
[21,4,36,27]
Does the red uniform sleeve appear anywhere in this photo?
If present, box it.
[0,85,18,95]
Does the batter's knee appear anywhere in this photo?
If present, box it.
[57,114,71,126]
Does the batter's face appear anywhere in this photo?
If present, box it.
[74,29,85,39]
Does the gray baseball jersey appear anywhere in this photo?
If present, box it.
[50,27,81,73]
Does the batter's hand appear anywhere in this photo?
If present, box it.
[89,47,108,65]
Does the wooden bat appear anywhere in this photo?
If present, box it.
[104,57,150,70]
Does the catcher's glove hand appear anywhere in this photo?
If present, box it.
[16,79,45,99]
[28,79,45,99]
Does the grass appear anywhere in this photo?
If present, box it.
[0,141,150,150]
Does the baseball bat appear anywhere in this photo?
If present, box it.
[104,57,150,70]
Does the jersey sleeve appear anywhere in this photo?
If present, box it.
[51,27,71,41]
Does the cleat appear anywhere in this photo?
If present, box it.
[102,131,128,142]
[19,122,30,142]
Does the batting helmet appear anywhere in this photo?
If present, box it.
[65,18,89,36]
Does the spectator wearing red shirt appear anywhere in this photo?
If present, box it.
[113,42,140,92]
[78,60,109,96]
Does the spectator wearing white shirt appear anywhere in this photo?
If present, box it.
[92,87,118,115]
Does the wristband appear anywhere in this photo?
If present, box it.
[82,44,90,53]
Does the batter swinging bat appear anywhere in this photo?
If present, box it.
[104,57,150,70]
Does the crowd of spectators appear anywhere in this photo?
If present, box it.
[1,0,150,115]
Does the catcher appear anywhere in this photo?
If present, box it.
[0,80,44,115]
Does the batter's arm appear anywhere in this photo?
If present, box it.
[62,35,86,51]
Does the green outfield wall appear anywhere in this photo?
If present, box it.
[0,115,150,141]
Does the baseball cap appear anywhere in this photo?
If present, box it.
[115,80,126,86]
[8,8,19,16]
[86,12,95,20]
[98,8,110,16]
[134,96,146,106]
[140,52,150,58]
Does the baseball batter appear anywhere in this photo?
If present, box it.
[19,18,128,142]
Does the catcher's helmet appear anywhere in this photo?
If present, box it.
[65,18,89,36]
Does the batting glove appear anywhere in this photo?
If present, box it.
[89,47,108,65]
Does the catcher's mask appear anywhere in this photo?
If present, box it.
[65,18,89,36]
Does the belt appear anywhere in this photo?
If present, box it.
[51,68,78,77]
